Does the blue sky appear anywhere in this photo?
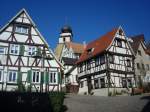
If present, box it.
[0,0,150,49]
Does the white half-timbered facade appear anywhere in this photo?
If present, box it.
[0,9,62,92]
[77,27,136,96]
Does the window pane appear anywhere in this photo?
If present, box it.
[0,71,2,81]
[36,72,39,82]
[13,72,16,81]
[9,72,12,81]
[54,73,56,83]
[0,47,5,54]
[33,72,36,82]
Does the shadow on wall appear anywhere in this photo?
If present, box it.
[141,95,150,112]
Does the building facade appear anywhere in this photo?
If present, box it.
[55,26,84,93]
[0,9,62,92]
[77,27,136,96]
[129,35,150,87]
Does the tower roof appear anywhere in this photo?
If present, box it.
[61,25,72,34]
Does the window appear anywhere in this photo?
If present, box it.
[49,72,57,83]
[117,39,122,47]
[8,71,17,83]
[63,38,65,42]
[0,70,3,82]
[119,29,123,36]
[79,64,83,73]
[87,60,91,69]
[142,64,145,70]
[146,64,149,70]
[10,44,19,55]
[100,55,105,64]
[122,78,127,88]
[95,57,99,66]
[15,26,28,34]
[109,55,114,63]
[137,63,140,69]
[127,79,132,88]
[100,78,105,88]
[32,71,40,83]
[127,59,131,67]
[0,47,5,54]
[94,79,99,89]
[28,46,36,56]
[80,81,84,88]
[138,50,142,56]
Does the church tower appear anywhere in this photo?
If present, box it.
[59,25,73,43]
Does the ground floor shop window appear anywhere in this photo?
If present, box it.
[94,79,99,89]
[100,78,105,88]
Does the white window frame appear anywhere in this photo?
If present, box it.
[8,71,17,83]
[0,70,3,82]
[49,72,57,84]
[0,47,5,54]
[10,44,19,55]
[28,46,36,56]
[32,71,40,83]
[15,26,28,34]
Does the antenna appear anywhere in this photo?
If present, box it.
[65,16,68,25]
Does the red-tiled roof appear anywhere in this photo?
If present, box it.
[66,42,84,54]
[77,28,118,63]
[129,34,145,54]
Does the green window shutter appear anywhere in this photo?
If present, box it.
[45,72,49,84]
[27,70,32,83]
[36,47,41,57]
[41,72,44,83]
[17,71,22,84]
[58,72,61,84]
[19,45,25,56]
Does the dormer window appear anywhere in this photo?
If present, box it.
[15,26,29,34]
[87,48,94,54]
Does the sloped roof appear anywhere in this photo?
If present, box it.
[77,28,118,63]
[55,44,64,60]
[62,57,78,65]
[65,42,84,54]
[129,34,145,54]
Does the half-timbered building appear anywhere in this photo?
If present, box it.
[77,27,135,96]
[0,9,62,92]
[55,26,84,93]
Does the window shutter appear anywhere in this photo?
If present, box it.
[58,72,61,84]
[41,72,44,83]
[36,47,41,57]
[45,72,49,84]
[17,71,22,84]
[19,45,25,56]
[27,70,32,83]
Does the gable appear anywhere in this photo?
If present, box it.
[0,8,63,68]
[107,27,134,56]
